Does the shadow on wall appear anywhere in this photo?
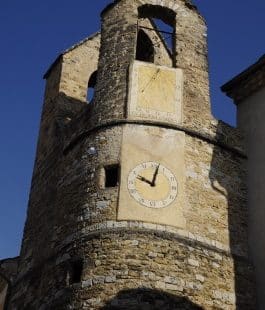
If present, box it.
[101,288,203,310]
[209,121,256,309]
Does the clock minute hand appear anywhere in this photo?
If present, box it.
[151,164,160,187]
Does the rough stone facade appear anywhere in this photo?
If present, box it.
[4,0,256,309]
[0,257,18,310]
[0,279,7,310]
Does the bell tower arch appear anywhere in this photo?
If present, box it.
[91,0,211,127]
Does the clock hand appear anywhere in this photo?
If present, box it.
[137,175,153,186]
[151,164,160,187]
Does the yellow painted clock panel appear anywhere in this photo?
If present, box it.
[128,61,183,124]
[118,125,186,228]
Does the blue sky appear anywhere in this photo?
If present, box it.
[0,0,264,259]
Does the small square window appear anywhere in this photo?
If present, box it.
[105,165,119,188]
[68,259,83,285]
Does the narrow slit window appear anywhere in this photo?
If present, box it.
[87,88,95,102]
[68,259,83,285]
[86,70,97,103]
[105,165,119,188]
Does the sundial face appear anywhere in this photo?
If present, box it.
[137,67,177,113]
[128,61,183,124]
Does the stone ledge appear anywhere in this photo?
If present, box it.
[63,119,246,158]
[12,221,252,288]
[58,220,249,260]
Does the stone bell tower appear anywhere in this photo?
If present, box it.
[4,0,256,309]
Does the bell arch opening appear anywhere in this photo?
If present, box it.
[136,30,155,63]
[137,5,176,67]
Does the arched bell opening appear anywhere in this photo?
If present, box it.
[137,5,176,67]
[136,30,155,63]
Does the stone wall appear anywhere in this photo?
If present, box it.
[44,33,100,103]
[60,34,100,102]
[0,278,8,310]
[18,34,102,272]
[8,229,255,309]
[9,123,255,309]
[0,257,19,310]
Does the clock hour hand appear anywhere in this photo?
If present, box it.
[137,175,153,186]
[151,164,160,187]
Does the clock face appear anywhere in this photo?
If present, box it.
[127,162,178,209]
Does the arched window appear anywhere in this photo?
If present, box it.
[136,30,154,63]
[86,70,97,103]
[137,5,176,67]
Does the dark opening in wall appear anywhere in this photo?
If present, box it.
[136,30,155,63]
[105,165,119,188]
[68,259,83,285]
[86,70,97,103]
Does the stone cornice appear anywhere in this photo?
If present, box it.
[13,221,251,286]
[63,119,246,158]
[222,54,265,103]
